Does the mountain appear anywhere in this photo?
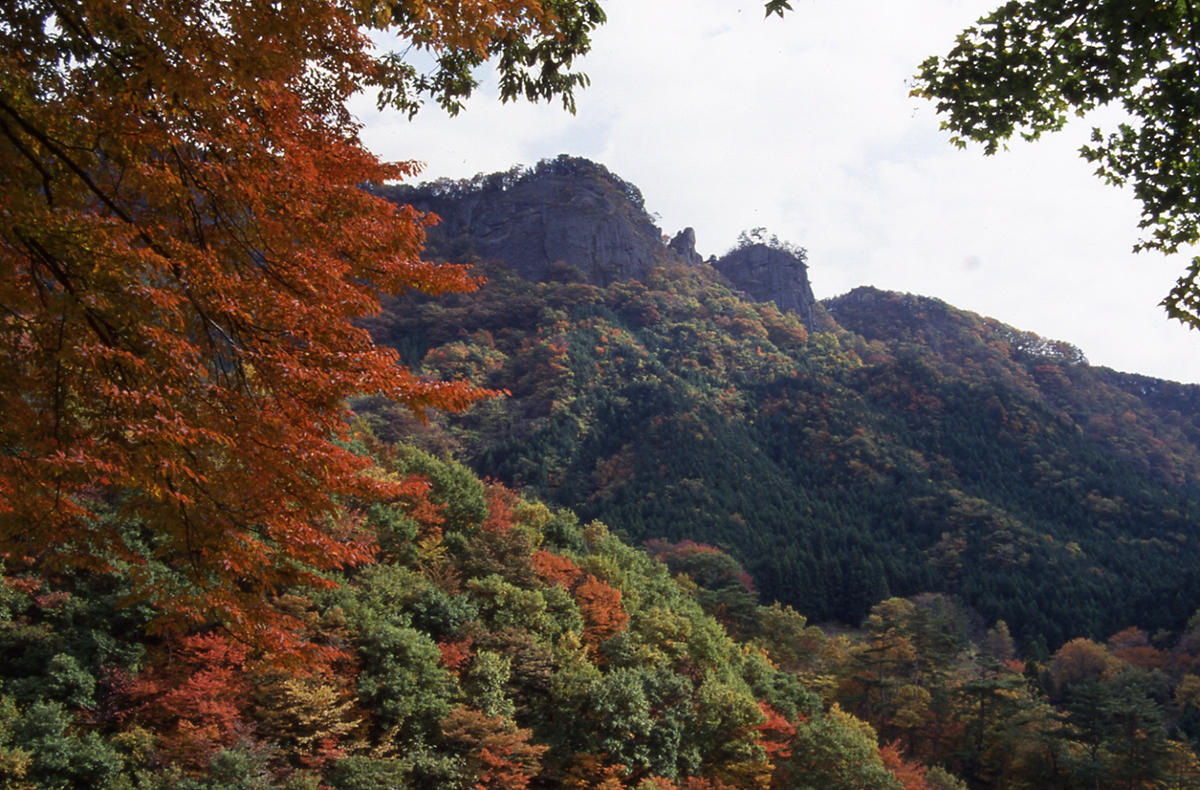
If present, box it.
[366,158,1200,653]
[378,157,664,287]
[12,158,1200,790]
[376,155,821,329]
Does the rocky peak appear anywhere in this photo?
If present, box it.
[380,159,820,329]
[382,156,673,287]
[669,227,703,266]
[713,239,818,331]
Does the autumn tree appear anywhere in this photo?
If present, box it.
[914,1,1200,328]
[127,632,255,768]
[1048,638,1121,699]
[438,705,548,790]
[0,0,611,644]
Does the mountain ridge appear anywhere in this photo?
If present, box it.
[364,224,1200,655]
[377,156,822,331]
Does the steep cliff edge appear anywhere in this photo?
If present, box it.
[379,156,821,328]
[714,240,818,331]
[381,157,667,286]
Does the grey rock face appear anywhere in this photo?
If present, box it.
[669,227,703,266]
[414,163,667,287]
[388,158,819,329]
[713,243,817,330]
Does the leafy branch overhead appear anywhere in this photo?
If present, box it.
[371,0,607,117]
[913,0,1200,329]
[0,0,617,644]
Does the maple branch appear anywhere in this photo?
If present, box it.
[0,112,55,206]
[14,229,122,352]
[52,312,67,445]
[170,145,210,251]
[0,94,145,234]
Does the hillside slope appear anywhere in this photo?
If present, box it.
[366,162,1200,652]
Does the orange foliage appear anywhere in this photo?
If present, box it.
[575,575,631,654]
[531,546,628,653]
[879,742,933,790]
[636,779,747,790]
[0,0,541,648]
[1049,637,1121,693]
[563,753,629,790]
[531,549,584,588]
[441,706,548,790]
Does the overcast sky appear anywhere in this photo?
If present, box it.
[352,0,1200,384]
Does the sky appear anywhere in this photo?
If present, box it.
[351,0,1200,384]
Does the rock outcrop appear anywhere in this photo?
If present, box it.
[714,242,818,331]
[669,227,703,266]
[392,157,669,287]
[383,157,820,328]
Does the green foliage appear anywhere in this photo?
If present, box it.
[6,699,122,789]
[381,445,489,534]
[0,695,33,786]
[353,621,458,739]
[175,744,293,790]
[784,705,902,790]
[372,228,1200,649]
[324,756,409,790]
[373,1,607,118]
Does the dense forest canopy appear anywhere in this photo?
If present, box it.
[6,441,1200,789]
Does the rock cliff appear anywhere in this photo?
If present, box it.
[387,157,668,287]
[380,157,819,327]
[714,242,818,331]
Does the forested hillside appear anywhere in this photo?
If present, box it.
[11,0,1200,785]
[363,162,1200,656]
[0,441,831,788]
[11,436,1200,789]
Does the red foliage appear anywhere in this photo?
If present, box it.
[575,574,630,654]
[482,482,521,533]
[755,702,796,764]
[1108,626,1167,671]
[879,742,933,790]
[438,635,475,675]
[127,632,253,767]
